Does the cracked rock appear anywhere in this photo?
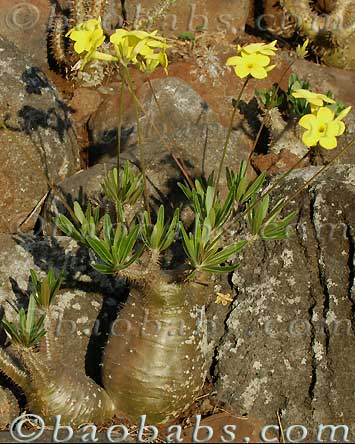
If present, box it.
[214,165,355,440]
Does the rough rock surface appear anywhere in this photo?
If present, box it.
[0,0,51,67]
[89,76,217,149]
[0,36,79,233]
[122,0,250,38]
[214,165,355,440]
[88,77,252,177]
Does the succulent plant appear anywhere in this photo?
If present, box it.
[281,0,355,69]
[0,161,297,426]
[0,387,19,429]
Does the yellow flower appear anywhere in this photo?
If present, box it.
[110,29,168,73]
[227,53,275,79]
[298,106,350,149]
[296,39,309,59]
[292,89,335,110]
[66,17,106,68]
[215,292,233,306]
[237,40,278,57]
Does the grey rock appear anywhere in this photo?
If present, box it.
[214,165,355,439]
[88,77,217,152]
[0,36,79,233]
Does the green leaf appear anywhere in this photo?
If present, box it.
[87,238,113,265]
[201,264,239,274]
[92,263,115,274]
[55,214,82,241]
[30,269,39,293]
[26,296,37,336]
[74,202,85,224]
[103,214,113,246]
[204,241,247,266]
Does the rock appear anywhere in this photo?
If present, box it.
[123,0,250,38]
[0,0,51,67]
[253,149,310,176]
[89,76,217,148]
[69,88,103,127]
[88,77,252,178]
[0,36,79,233]
[0,0,126,68]
[214,165,355,439]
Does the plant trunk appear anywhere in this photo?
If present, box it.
[102,275,209,425]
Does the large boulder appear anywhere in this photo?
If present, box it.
[88,76,252,177]
[0,36,79,233]
[214,165,355,440]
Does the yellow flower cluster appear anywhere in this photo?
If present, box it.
[215,292,233,306]
[110,29,168,74]
[66,17,168,74]
[292,89,352,149]
[66,18,108,69]
[226,40,278,79]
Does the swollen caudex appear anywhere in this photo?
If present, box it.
[103,277,208,424]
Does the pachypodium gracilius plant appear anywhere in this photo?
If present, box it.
[280,0,355,70]
[1,18,354,430]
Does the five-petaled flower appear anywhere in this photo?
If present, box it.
[227,52,275,79]
[66,17,106,68]
[110,29,169,73]
[237,40,278,57]
[299,106,351,149]
[215,292,233,306]
[292,89,335,113]
[227,40,278,79]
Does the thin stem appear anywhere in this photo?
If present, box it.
[147,78,194,188]
[127,79,194,189]
[123,67,151,222]
[0,121,78,225]
[117,76,125,195]
[246,60,295,169]
[214,77,249,203]
[261,138,355,227]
